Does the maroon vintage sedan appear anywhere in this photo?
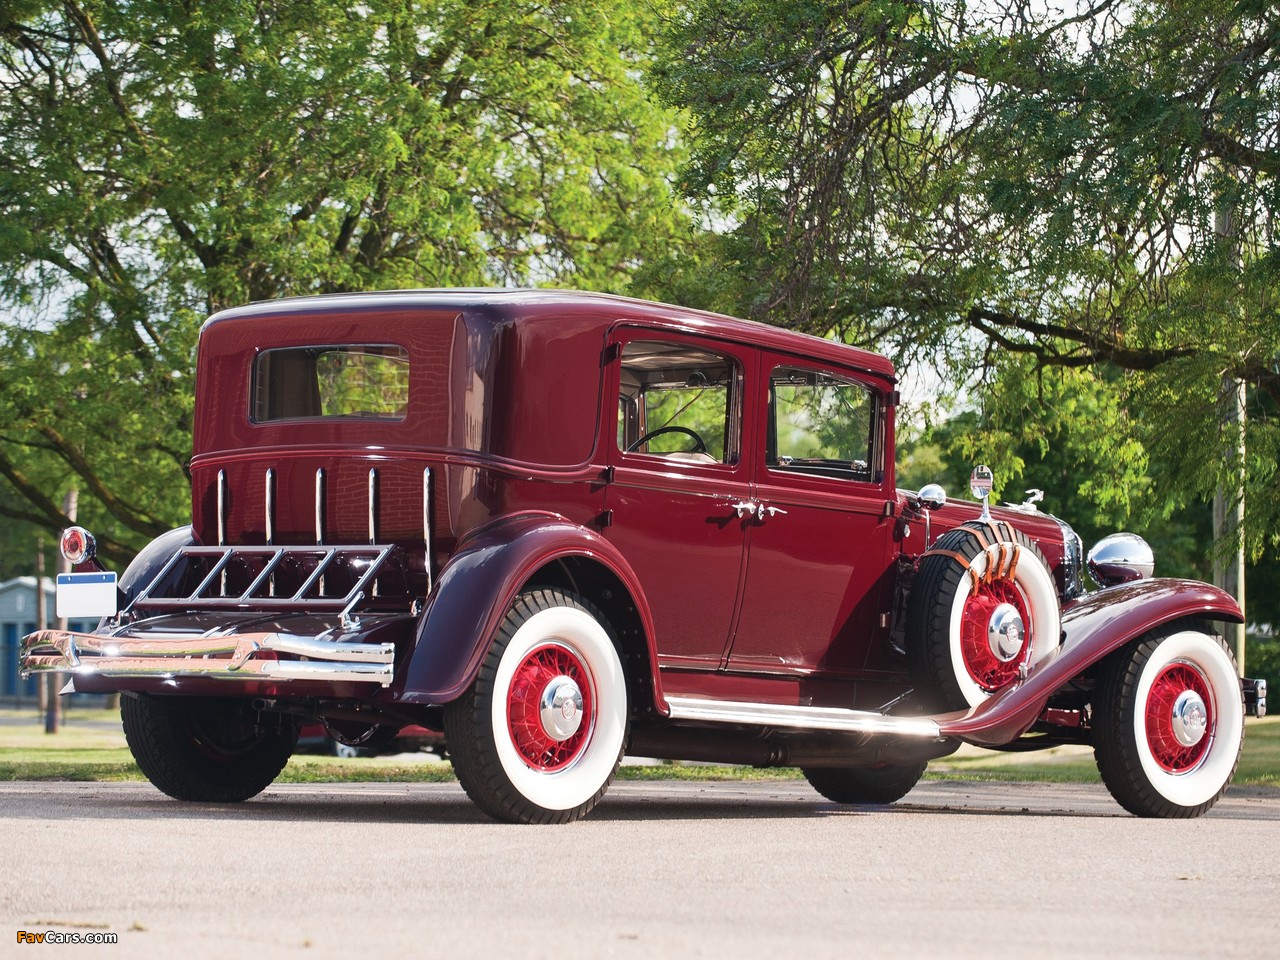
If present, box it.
[23,290,1266,822]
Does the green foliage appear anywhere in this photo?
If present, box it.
[0,0,689,562]
[774,376,872,464]
[657,0,1280,574]
[1247,636,1280,710]
[642,386,729,461]
[313,348,410,418]
[896,361,1154,544]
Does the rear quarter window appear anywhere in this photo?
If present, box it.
[252,345,410,422]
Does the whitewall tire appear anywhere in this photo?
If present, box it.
[1094,626,1243,818]
[906,524,1061,710]
[444,588,628,824]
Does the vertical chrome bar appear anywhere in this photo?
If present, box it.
[265,468,276,597]
[422,466,434,594]
[216,470,226,546]
[314,468,325,545]
[368,467,379,597]
[315,468,326,596]
[217,468,228,596]
[264,468,275,546]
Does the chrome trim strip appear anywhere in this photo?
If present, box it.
[368,468,378,544]
[664,696,942,738]
[422,466,433,594]
[216,469,226,546]
[315,468,325,545]
[265,468,275,545]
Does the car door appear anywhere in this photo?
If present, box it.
[725,356,897,679]
[603,331,757,669]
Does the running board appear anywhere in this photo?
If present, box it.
[665,696,942,738]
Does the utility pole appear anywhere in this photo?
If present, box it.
[1213,202,1247,676]
[35,538,47,717]
[45,489,78,733]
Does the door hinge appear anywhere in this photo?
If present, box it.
[597,509,614,529]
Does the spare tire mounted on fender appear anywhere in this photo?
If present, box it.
[905,521,1061,710]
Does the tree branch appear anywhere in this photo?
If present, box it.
[35,424,167,536]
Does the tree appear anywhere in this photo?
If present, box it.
[656,0,1280,555]
[0,0,688,562]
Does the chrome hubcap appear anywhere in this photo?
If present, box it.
[1171,689,1209,748]
[987,603,1025,663]
[538,675,584,742]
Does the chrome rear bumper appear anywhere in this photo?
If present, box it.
[20,629,395,686]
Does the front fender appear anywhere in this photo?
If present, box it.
[938,579,1242,746]
[395,511,664,710]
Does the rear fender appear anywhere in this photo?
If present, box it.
[118,526,197,608]
[937,579,1243,745]
[395,511,665,711]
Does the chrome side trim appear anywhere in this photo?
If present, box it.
[665,696,942,738]
[368,468,378,544]
[265,468,275,545]
[422,466,434,593]
[20,629,395,686]
[315,468,325,545]
[216,469,226,546]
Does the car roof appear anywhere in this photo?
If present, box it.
[204,289,897,382]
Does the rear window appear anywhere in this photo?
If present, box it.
[252,345,410,422]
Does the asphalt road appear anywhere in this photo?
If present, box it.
[4,779,1278,959]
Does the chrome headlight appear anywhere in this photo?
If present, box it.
[1087,533,1155,588]
[1051,518,1085,601]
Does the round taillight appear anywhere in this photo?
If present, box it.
[60,526,97,565]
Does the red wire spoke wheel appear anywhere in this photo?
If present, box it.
[506,643,595,772]
[1143,662,1214,774]
[958,577,1034,691]
[1095,627,1243,818]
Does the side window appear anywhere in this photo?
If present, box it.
[617,340,737,465]
[769,366,877,481]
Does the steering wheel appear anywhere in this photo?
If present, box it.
[626,425,708,454]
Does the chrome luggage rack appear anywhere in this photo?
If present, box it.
[126,543,412,616]
[21,544,412,688]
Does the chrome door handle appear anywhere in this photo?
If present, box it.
[726,501,785,520]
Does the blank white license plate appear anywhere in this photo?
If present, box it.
[56,572,118,619]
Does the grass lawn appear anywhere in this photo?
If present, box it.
[1,707,1276,787]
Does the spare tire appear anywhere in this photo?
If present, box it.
[905,521,1061,710]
